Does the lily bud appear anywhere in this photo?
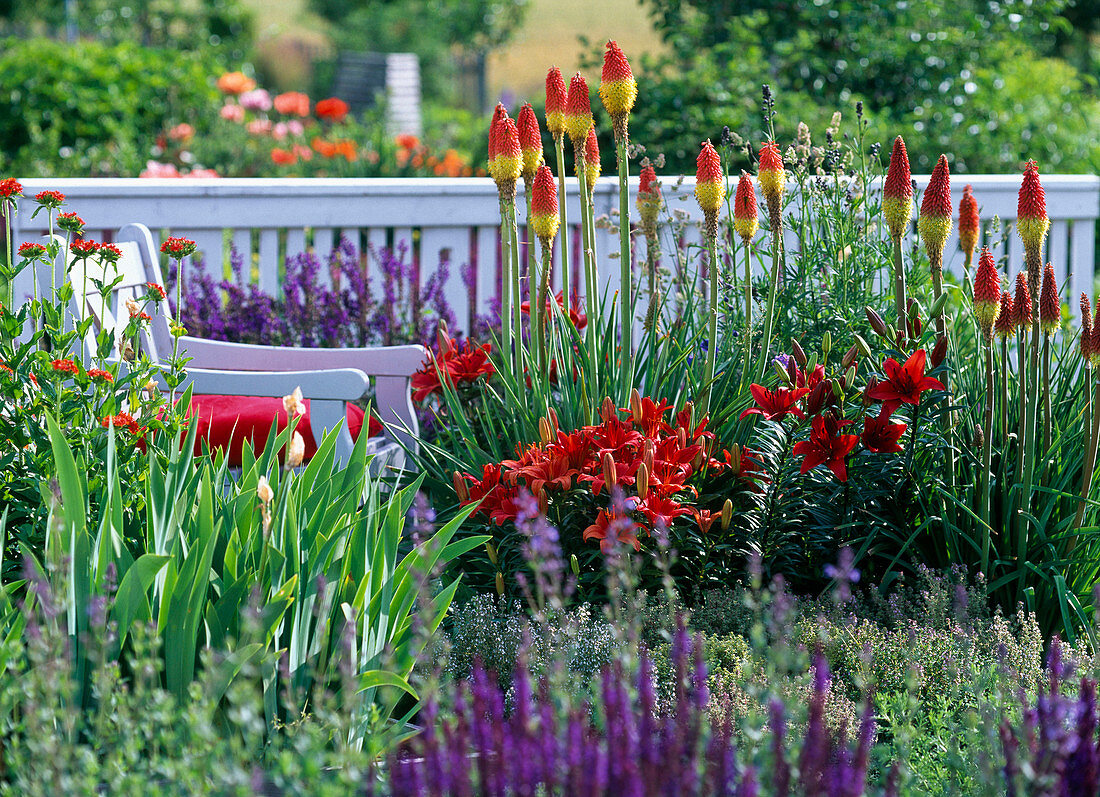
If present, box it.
[727,444,741,475]
[854,334,872,359]
[454,472,470,502]
[602,452,618,487]
[678,427,687,449]
[805,381,829,416]
[842,344,858,370]
[792,339,807,366]
[286,431,305,469]
[775,360,792,384]
[570,554,580,576]
[929,290,949,320]
[539,416,552,444]
[843,365,857,391]
[786,356,798,385]
[637,462,650,497]
[821,331,832,358]
[486,541,499,566]
[806,353,819,376]
[495,572,505,596]
[931,335,949,368]
[865,306,888,338]
[721,498,733,530]
[601,396,617,422]
[630,387,643,420]
[644,439,655,471]
[864,376,878,404]
[548,406,560,434]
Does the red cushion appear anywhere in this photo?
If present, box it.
[188,396,380,467]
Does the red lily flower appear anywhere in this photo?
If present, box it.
[636,494,691,528]
[583,508,643,552]
[793,414,860,482]
[864,349,945,415]
[860,410,908,453]
[628,396,673,437]
[739,383,809,422]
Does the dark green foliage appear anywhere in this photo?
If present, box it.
[0,37,221,176]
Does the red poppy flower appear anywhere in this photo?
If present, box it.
[739,383,809,422]
[315,97,349,122]
[793,414,860,482]
[864,349,945,415]
[860,410,907,453]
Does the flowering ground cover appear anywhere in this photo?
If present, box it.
[3,36,1100,796]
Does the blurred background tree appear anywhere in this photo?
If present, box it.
[629,0,1100,174]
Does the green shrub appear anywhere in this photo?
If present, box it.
[0,37,220,176]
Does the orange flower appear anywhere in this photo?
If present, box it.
[883,136,913,239]
[733,171,758,242]
[334,140,357,161]
[273,91,310,116]
[995,292,1016,340]
[312,137,337,158]
[315,97,349,122]
[545,67,568,138]
[599,39,636,140]
[270,147,297,165]
[564,73,593,149]
[395,133,420,150]
[972,247,1001,339]
[757,141,784,223]
[958,184,980,260]
[1082,294,1093,364]
[216,71,256,95]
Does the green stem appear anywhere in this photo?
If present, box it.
[1019,322,1040,596]
[1016,330,1027,479]
[1073,377,1100,537]
[2,205,11,311]
[616,137,631,393]
[759,220,782,380]
[526,184,535,325]
[1042,333,1052,467]
[499,197,513,379]
[741,237,753,388]
[553,135,570,307]
[703,232,719,416]
[892,235,907,332]
[1000,338,1008,443]
[537,241,552,374]
[508,202,523,383]
[979,341,994,570]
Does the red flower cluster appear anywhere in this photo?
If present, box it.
[17,242,46,258]
[71,239,100,257]
[457,398,763,552]
[411,332,496,402]
[740,350,942,482]
[160,237,197,259]
[100,412,142,435]
[0,178,21,199]
[146,282,167,300]
[34,190,65,208]
[51,359,78,375]
[87,368,114,384]
[56,212,85,233]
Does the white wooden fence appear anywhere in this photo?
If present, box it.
[8,175,1100,335]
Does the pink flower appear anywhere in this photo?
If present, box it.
[167,123,194,142]
[239,88,272,112]
[272,122,289,140]
[286,119,305,136]
[140,161,181,178]
[220,103,245,123]
[246,119,272,136]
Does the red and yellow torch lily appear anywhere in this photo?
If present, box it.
[995,291,1015,439]
[1039,262,1060,453]
[565,73,598,363]
[600,41,639,372]
[920,155,952,332]
[757,141,786,378]
[488,105,523,378]
[530,164,559,370]
[973,247,1001,542]
[1077,293,1100,533]
[958,184,980,274]
[518,102,544,320]
[545,67,571,306]
[695,140,724,414]
[581,127,600,192]
[733,171,758,372]
[884,136,913,328]
[599,40,637,143]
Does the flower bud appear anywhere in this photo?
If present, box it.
[821,330,832,358]
[1017,160,1050,271]
[865,307,888,339]
[548,407,560,435]
[486,541,498,565]
[603,452,618,487]
[974,422,984,452]
[539,416,552,444]
[644,439,655,472]
[570,554,580,576]
[601,396,617,422]
[929,291,949,320]
[286,430,305,469]
[791,339,807,366]
[1039,262,1060,336]
[495,572,505,596]
[854,334,872,359]
[931,335,949,368]
[454,472,470,502]
[775,360,792,384]
[786,356,798,385]
[517,102,543,183]
[721,498,733,530]
[995,293,1016,340]
[637,462,650,497]
[958,184,980,262]
[805,381,829,416]
[727,444,741,475]
[630,387,643,420]
[842,344,858,370]
[843,365,857,391]
[257,475,274,505]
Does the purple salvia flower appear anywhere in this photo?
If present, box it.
[770,697,791,797]
[736,766,759,797]
[1001,722,1020,797]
